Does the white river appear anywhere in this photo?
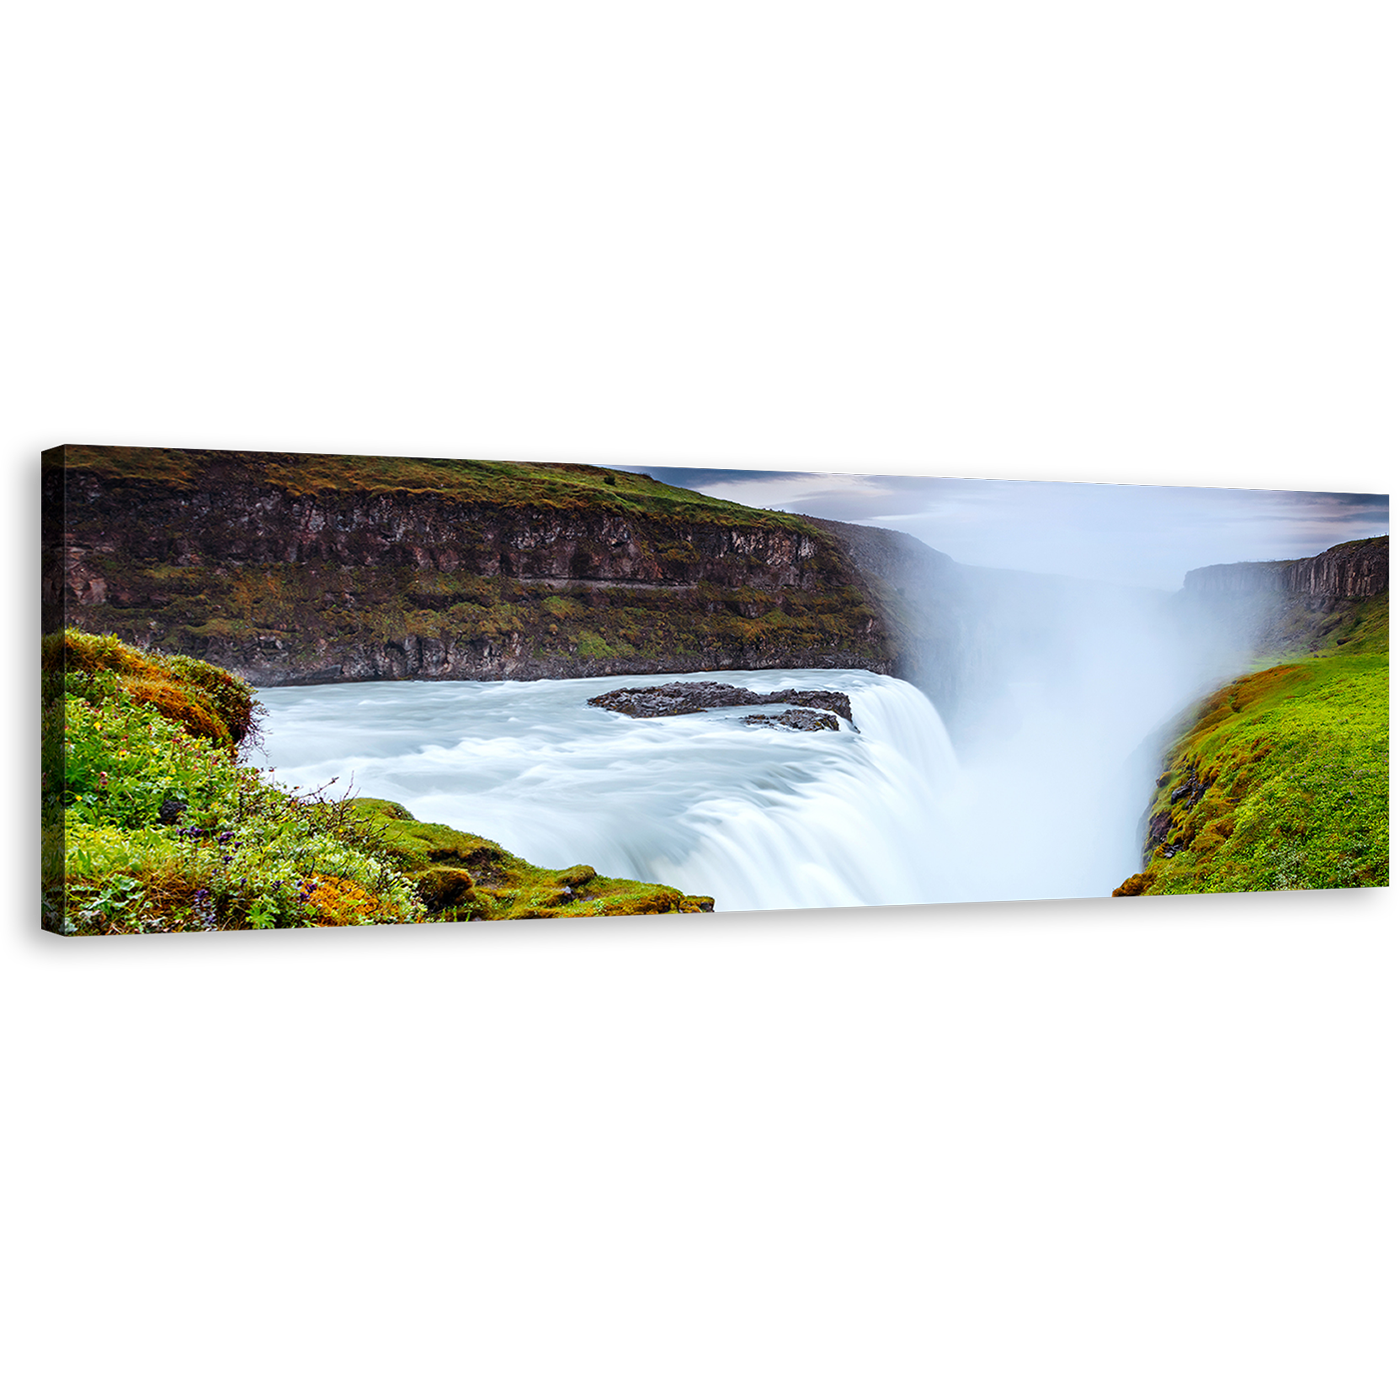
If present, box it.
[254,668,976,912]
[256,662,1170,910]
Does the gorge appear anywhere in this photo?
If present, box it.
[43,445,1389,920]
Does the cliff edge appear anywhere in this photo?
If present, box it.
[1183,536,1388,598]
[43,445,905,687]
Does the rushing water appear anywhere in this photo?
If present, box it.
[255,658,1192,910]
[256,669,967,911]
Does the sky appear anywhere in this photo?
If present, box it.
[639,468,1389,592]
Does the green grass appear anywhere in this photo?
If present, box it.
[49,444,818,534]
[349,799,713,919]
[43,630,713,933]
[1115,598,1388,896]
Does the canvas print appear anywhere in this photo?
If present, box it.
[41,445,1389,934]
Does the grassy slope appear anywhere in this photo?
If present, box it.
[52,446,885,674]
[1114,595,1388,896]
[45,630,712,933]
[53,444,817,534]
[349,799,713,919]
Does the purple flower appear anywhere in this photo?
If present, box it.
[191,888,217,930]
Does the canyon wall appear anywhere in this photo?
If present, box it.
[1174,536,1389,664]
[1183,536,1388,598]
[42,447,901,687]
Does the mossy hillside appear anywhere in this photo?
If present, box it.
[1113,604,1388,896]
[1252,591,1391,664]
[350,799,714,919]
[1213,589,1394,673]
[43,628,256,749]
[48,444,813,534]
[44,631,713,933]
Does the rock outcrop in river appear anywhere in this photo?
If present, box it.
[587,680,853,721]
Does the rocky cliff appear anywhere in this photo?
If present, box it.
[1174,536,1390,664]
[43,445,901,686]
[1183,536,1388,597]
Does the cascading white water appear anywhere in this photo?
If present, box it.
[255,669,962,911]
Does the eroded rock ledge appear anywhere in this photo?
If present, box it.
[587,680,853,724]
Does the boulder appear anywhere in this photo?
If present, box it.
[416,866,476,911]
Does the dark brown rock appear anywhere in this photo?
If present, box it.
[588,681,852,722]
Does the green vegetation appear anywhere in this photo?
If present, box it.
[1114,595,1388,896]
[349,799,713,919]
[51,444,814,533]
[43,631,712,933]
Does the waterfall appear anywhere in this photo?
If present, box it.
[255,668,962,912]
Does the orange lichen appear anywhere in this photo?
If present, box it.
[304,876,391,925]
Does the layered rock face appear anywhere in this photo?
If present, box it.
[56,471,823,585]
[1184,536,1388,597]
[1295,536,1389,596]
[1174,535,1389,664]
[43,449,899,687]
[1182,560,1291,594]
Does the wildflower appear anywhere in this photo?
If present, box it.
[191,888,217,930]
